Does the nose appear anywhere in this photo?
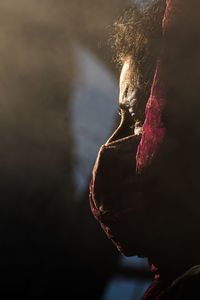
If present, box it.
[106,110,134,144]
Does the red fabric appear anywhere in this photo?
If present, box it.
[90,0,180,261]
[90,179,122,252]
[141,279,170,300]
[89,0,184,299]
[138,1,183,299]
[136,0,179,174]
[89,134,142,256]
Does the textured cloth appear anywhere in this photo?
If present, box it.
[89,0,194,299]
[90,0,178,264]
[90,134,142,256]
[136,0,179,174]
[140,265,200,300]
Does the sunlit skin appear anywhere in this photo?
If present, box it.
[104,58,193,276]
[93,51,200,284]
[92,0,200,286]
[106,56,142,144]
[119,57,138,116]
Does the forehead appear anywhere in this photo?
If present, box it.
[119,57,134,88]
[119,60,130,85]
[119,57,136,104]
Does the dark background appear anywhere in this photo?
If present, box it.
[0,1,151,299]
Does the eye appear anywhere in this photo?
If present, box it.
[119,102,129,110]
[124,86,129,98]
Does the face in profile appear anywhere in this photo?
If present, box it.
[91,1,166,259]
[106,56,144,144]
[107,2,165,143]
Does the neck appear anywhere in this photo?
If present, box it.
[147,246,200,281]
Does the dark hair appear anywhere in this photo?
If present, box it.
[111,0,166,91]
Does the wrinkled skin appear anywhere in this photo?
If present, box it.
[107,56,144,144]
[91,56,152,258]
[91,36,200,280]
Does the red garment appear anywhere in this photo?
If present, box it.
[90,134,142,256]
[90,0,179,261]
[136,0,179,174]
[89,0,187,299]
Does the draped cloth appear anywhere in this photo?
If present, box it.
[136,0,179,174]
[138,1,184,299]
[89,0,186,299]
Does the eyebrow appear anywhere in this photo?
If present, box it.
[119,102,127,110]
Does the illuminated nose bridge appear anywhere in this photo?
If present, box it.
[119,58,138,117]
[119,89,137,117]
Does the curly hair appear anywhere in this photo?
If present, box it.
[111,0,166,92]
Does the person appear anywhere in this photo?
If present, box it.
[90,0,200,299]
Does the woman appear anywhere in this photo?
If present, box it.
[90,0,200,298]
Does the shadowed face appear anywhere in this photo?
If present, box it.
[92,0,171,259]
[108,2,165,144]
[106,56,143,144]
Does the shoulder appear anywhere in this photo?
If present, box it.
[161,265,200,300]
